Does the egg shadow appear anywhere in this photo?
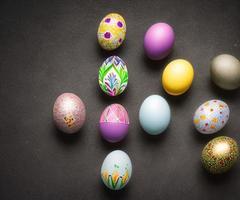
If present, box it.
[141,51,173,71]
[98,178,130,200]
[160,85,193,106]
[138,124,169,146]
[197,160,237,185]
[208,80,240,101]
[95,38,127,59]
[189,124,218,145]
[52,124,85,146]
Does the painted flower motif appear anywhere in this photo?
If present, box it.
[104,72,118,96]
[98,56,128,96]
[102,169,130,190]
[102,170,109,183]
[121,170,129,186]
[111,171,120,187]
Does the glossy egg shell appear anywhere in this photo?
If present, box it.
[53,93,86,134]
[139,95,171,135]
[99,56,128,96]
[101,150,132,190]
[162,59,194,96]
[144,22,175,60]
[99,104,129,143]
[201,136,239,174]
[193,100,229,134]
[97,13,126,51]
[210,54,240,90]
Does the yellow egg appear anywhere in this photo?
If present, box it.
[162,59,194,95]
[97,13,126,51]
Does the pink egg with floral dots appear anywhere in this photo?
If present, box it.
[99,104,129,143]
[53,93,86,134]
[193,100,229,134]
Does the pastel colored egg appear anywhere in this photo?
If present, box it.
[162,59,194,95]
[101,150,132,190]
[193,100,229,134]
[99,56,128,96]
[210,54,240,90]
[53,93,86,134]
[99,104,129,143]
[144,22,175,60]
[139,95,171,135]
[202,136,239,174]
[97,13,126,51]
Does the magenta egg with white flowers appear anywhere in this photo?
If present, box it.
[53,93,86,134]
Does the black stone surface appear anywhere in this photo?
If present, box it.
[0,0,240,199]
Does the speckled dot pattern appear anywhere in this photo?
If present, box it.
[202,136,239,174]
[53,93,86,134]
[193,100,229,134]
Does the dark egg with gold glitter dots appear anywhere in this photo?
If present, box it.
[201,136,239,174]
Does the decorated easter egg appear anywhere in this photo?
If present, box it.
[202,136,239,174]
[99,104,129,143]
[162,59,194,95]
[139,95,171,135]
[97,13,126,51]
[99,56,128,96]
[144,22,175,60]
[193,100,229,134]
[101,150,132,190]
[53,93,86,134]
[210,54,240,90]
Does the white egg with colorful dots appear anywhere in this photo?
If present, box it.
[193,100,230,134]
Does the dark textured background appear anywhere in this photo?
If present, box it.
[0,0,240,199]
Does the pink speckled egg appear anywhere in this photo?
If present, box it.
[53,93,86,134]
[99,104,129,143]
